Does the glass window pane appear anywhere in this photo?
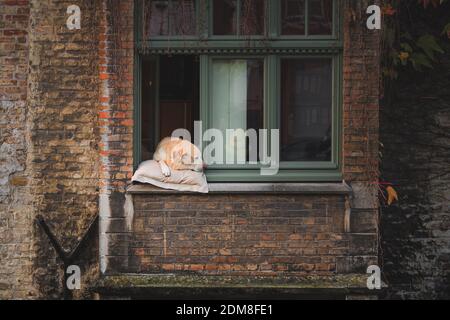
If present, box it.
[145,0,170,37]
[308,0,333,35]
[144,0,196,37]
[213,0,238,35]
[210,59,264,164]
[281,59,333,162]
[141,56,200,161]
[240,0,266,35]
[170,0,196,35]
[281,0,305,35]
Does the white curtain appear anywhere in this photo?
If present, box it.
[212,60,248,164]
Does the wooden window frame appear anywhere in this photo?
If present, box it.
[134,0,343,182]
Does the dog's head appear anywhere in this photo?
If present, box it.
[171,140,206,172]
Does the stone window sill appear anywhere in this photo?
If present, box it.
[127,182,352,195]
[92,274,384,298]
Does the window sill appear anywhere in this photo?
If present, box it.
[127,182,352,195]
[92,274,384,299]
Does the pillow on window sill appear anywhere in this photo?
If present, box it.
[132,160,209,194]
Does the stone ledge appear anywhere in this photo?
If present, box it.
[92,274,381,299]
[127,182,352,195]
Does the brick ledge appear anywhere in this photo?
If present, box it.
[92,274,381,299]
[127,182,352,195]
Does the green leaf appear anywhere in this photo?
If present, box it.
[442,23,450,36]
[410,52,433,70]
[416,35,444,61]
[400,42,413,53]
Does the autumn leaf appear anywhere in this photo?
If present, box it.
[386,186,399,206]
[383,4,397,16]
[399,51,410,64]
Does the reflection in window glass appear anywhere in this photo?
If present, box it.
[281,59,333,162]
[210,59,264,163]
[281,0,305,35]
[144,0,196,37]
[141,56,200,161]
[214,0,266,36]
[240,0,265,35]
[308,0,333,35]
[170,0,196,35]
[213,0,238,35]
[145,0,169,36]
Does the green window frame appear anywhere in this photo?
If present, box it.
[134,0,343,182]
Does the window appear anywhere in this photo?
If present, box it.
[208,58,264,164]
[213,0,266,36]
[144,0,197,37]
[135,0,342,182]
[281,58,332,162]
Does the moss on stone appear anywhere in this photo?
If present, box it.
[94,274,371,290]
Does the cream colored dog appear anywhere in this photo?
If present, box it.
[154,137,206,177]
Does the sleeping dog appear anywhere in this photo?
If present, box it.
[154,137,206,177]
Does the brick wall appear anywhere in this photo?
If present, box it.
[1,0,447,300]
[343,0,380,198]
[0,0,135,299]
[0,0,35,299]
[122,193,377,276]
[26,0,101,298]
[0,0,382,298]
[98,0,135,275]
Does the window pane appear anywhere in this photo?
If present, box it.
[281,0,305,35]
[145,0,170,37]
[281,59,333,162]
[213,0,238,35]
[240,0,265,35]
[210,59,264,164]
[144,0,196,37]
[141,56,200,161]
[308,0,333,35]
[170,0,196,35]
[214,0,266,36]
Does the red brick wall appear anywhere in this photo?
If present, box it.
[98,0,135,275]
[125,194,377,275]
[342,0,380,198]
[0,0,34,299]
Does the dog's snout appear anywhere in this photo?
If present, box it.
[202,163,208,169]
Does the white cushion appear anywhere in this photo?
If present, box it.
[132,160,209,194]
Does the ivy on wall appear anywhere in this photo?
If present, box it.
[382,0,450,78]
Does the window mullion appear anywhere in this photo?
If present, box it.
[199,0,208,39]
[168,0,172,36]
[305,0,309,36]
[265,55,278,131]
[268,0,278,37]
[200,55,210,137]
[237,0,241,36]
[263,55,279,169]
[155,56,161,147]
